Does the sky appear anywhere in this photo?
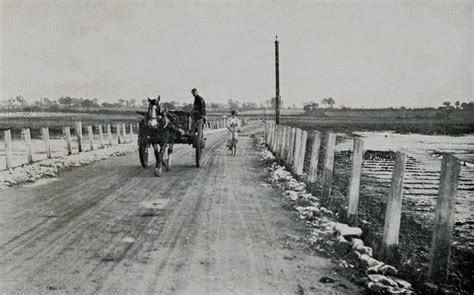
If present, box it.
[0,0,472,108]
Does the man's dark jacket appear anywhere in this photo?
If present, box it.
[193,95,206,117]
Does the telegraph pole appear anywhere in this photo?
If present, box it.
[275,36,281,124]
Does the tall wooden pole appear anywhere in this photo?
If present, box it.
[275,36,281,125]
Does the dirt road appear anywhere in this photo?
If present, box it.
[0,124,359,294]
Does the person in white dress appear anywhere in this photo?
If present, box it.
[226,110,241,149]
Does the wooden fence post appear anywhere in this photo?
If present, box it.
[296,130,307,175]
[277,125,283,159]
[107,124,113,146]
[308,131,321,183]
[75,121,83,152]
[4,130,12,170]
[41,127,52,159]
[264,122,268,144]
[381,151,407,261]
[98,124,104,148]
[287,128,296,165]
[87,125,94,151]
[347,136,364,225]
[122,124,127,143]
[270,124,276,152]
[23,128,33,164]
[116,123,121,144]
[429,153,460,285]
[275,125,283,159]
[269,123,274,147]
[282,126,290,162]
[292,128,302,173]
[63,126,72,155]
[322,132,336,205]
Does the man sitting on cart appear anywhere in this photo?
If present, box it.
[226,110,241,149]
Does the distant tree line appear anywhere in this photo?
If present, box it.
[0,95,282,112]
[303,98,474,114]
[436,100,474,119]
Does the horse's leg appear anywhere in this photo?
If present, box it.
[162,144,170,171]
[153,144,162,176]
[165,144,173,171]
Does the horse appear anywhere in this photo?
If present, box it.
[139,96,175,176]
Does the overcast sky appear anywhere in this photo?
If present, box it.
[0,0,472,108]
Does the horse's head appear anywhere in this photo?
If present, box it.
[146,95,169,129]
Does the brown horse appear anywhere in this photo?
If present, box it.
[139,96,175,176]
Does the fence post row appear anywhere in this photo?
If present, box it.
[347,136,364,225]
[2,121,134,171]
[380,151,407,261]
[261,121,461,285]
[429,153,460,285]
[322,132,336,206]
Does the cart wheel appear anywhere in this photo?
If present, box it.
[139,143,148,167]
[195,123,203,167]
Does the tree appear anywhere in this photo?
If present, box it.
[321,97,335,109]
[118,99,125,107]
[321,98,328,108]
[228,99,240,111]
[71,97,83,107]
[266,97,283,109]
[443,101,451,108]
[58,96,73,108]
[455,101,460,109]
[81,99,94,108]
[460,101,474,111]
[15,95,27,107]
[327,97,335,109]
